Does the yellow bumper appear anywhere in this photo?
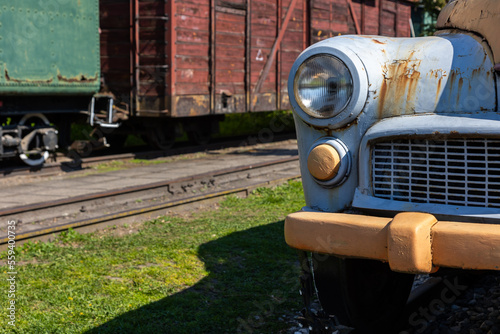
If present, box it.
[285,211,500,274]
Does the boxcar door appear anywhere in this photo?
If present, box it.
[213,0,247,114]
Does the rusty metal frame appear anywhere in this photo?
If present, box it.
[253,0,300,95]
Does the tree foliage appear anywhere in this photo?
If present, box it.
[418,0,449,36]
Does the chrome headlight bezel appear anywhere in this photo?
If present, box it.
[288,45,368,129]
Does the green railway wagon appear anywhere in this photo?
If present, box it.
[0,0,416,167]
[0,0,100,94]
[0,0,103,166]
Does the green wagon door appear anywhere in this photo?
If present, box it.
[0,0,100,95]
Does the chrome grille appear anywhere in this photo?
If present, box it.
[372,139,500,208]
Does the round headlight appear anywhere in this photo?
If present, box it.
[293,54,353,119]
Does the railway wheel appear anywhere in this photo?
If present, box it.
[18,113,53,166]
[187,128,211,145]
[145,125,175,151]
[184,117,216,145]
[312,255,414,333]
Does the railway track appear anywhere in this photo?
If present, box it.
[0,155,300,249]
[0,132,296,180]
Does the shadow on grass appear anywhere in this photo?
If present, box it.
[85,221,300,334]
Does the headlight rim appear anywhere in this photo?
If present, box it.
[293,54,354,119]
[288,45,368,129]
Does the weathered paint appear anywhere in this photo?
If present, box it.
[100,0,414,116]
[387,212,438,273]
[353,113,500,222]
[378,58,422,118]
[0,0,100,94]
[286,1,500,276]
[285,210,500,273]
[288,33,496,213]
[171,95,210,117]
[433,221,500,270]
[437,0,500,64]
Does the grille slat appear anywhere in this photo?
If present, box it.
[372,138,500,208]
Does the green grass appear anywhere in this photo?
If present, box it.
[1,181,305,333]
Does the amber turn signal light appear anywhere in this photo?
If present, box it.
[307,144,341,181]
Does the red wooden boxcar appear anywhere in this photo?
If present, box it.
[99,0,415,125]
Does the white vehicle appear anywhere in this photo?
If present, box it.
[285,0,500,331]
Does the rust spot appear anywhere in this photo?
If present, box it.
[57,73,97,83]
[447,69,462,108]
[430,69,447,107]
[436,77,442,106]
[335,117,359,132]
[5,70,53,84]
[377,58,422,118]
[471,68,480,79]
[173,95,209,117]
[373,39,385,45]
[458,77,464,92]
[5,70,18,83]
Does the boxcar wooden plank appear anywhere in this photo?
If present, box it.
[216,59,246,70]
[252,37,275,48]
[176,3,210,17]
[216,70,246,83]
[176,43,210,56]
[177,29,210,43]
[177,69,210,83]
[176,56,210,69]
[100,0,414,116]
[216,11,247,22]
[216,46,245,58]
[176,83,210,95]
[216,20,246,34]
[176,15,209,30]
[251,24,279,37]
[217,35,246,45]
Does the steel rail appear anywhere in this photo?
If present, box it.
[0,174,299,245]
[0,133,296,179]
[0,156,300,247]
[0,156,298,217]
